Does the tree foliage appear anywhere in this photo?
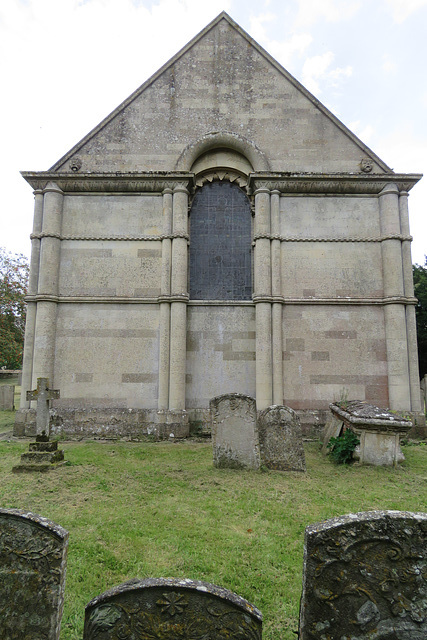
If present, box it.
[0,248,29,369]
[413,256,427,378]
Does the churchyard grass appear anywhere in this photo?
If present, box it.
[0,437,425,640]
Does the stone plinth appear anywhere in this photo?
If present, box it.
[12,434,65,473]
[329,401,412,466]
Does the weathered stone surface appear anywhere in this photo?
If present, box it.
[0,508,68,640]
[83,577,262,640]
[26,377,60,436]
[0,384,14,410]
[320,411,343,455]
[12,434,65,473]
[299,510,427,640]
[258,405,306,471]
[330,401,412,466]
[210,393,260,469]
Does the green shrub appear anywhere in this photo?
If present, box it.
[327,428,359,464]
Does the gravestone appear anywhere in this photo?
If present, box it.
[210,393,260,469]
[83,577,262,640]
[320,409,344,455]
[0,508,68,640]
[299,510,427,640]
[329,400,412,466]
[258,405,306,471]
[0,384,14,410]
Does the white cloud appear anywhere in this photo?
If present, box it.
[382,53,398,74]
[384,0,427,23]
[294,0,361,26]
[249,12,312,69]
[301,51,352,96]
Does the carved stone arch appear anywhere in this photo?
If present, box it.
[176,131,271,173]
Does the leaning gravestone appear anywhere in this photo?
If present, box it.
[83,577,262,640]
[0,508,68,640]
[258,405,306,471]
[210,393,260,469]
[299,510,427,640]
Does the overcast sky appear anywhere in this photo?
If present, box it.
[1,0,426,264]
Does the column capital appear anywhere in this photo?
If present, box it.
[379,183,399,197]
[42,181,64,195]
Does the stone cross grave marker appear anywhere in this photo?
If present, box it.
[0,508,68,640]
[258,405,306,471]
[299,510,427,640]
[210,393,260,469]
[26,376,60,437]
[83,577,262,640]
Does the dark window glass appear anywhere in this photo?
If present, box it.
[189,181,252,300]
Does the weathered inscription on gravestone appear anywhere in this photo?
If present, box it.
[210,393,260,469]
[83,577,262,640]
[258,405,306,471]
[299,510,427,640]
[27,376,60,436]
[0,384,14,410]
[0,508,68,640]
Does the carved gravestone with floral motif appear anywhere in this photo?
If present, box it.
[299,510,427,640]
[83,577,262,640]
[0,508,68,640]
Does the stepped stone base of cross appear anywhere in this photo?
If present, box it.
[12,378,65,473]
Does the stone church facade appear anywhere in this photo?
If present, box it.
[16,12,423,438]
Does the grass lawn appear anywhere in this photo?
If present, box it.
[0,434,425,640]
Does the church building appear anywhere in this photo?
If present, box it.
[16,12,423,438]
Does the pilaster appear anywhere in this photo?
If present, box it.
[271,190,283,405]
[158,189,173,410]
[31,182,63,389]
[379,184,410,410]
[254,188,272,410]
[399,191,422,411]
[21,189,43,408]
[168,185,189,410]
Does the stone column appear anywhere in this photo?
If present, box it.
[158,189,173,410]
[168,185,189,410]
[31,182,63,390]
[254,188,272,410]
[399,191,422,411]
[270,190,283,405]
[20,189,43,408]
[379,183,410,410]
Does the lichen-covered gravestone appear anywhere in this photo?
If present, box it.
[0,508,68,640]
[210,393,260,469]
[83,577,262,640]
[258,405,306,471]
[299,510,427,640]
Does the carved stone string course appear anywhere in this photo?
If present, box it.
[83,577,262,640]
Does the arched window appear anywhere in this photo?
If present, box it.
[189,181,252,300]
